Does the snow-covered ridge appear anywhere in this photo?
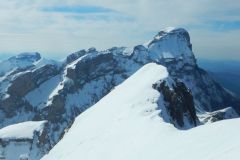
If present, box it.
[42,63,240,160]
[64,27,195,71]
[42,63,171,159]
[0,52,61,77]
[0,121,46,140]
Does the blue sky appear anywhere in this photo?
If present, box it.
[0,0,239,60]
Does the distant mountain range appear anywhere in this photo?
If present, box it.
[198,59,240,96]
[0,28,239,160]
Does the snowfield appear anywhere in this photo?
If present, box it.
[42,63,240,160]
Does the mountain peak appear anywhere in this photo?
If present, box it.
[145,27,194,64]
[163,27,188,33]
[0,52,42,76]
[151,27,190,44]
[154,27,190,42]
[13,52,41,61]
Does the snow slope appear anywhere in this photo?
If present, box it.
[42,63,240,160]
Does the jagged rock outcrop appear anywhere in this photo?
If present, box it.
[153,80,198,128]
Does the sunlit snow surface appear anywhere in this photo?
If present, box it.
[42,63,240,160]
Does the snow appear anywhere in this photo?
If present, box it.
[198,107,239,123]
[0,52,61,79]
[0,111,35,129]
[0,120,46,160]
[25,75,61,109]
[0,53,61,102]
[42,63,240,160]
[0,142,31,160]
[65,75,123,115]
[65,79,106,111]
[0,121,46,140]
[153,27,185,40]
[66,50,100,70]
[0,28,238,159]
[162,51,174,59]
[0,52,40,76]
[0,79,10,96]
[0,121,46,160]
[33,58,62,70]
[148,34,192,61]
[146,27,195,65]
[164,26,178,32]
[122,47,134,56]
[46,80,64,106]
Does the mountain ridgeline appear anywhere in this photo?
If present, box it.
[0,28,239,160]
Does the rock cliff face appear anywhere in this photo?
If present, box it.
[0,27,239,159]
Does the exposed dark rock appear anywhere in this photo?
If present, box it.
[0,65,59,119]
[65,50,87,64]
[46,95,66,122]
[8,65,59,97]
[153,80,198,128]
[67,53,118,81]
[0,95,34,118]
